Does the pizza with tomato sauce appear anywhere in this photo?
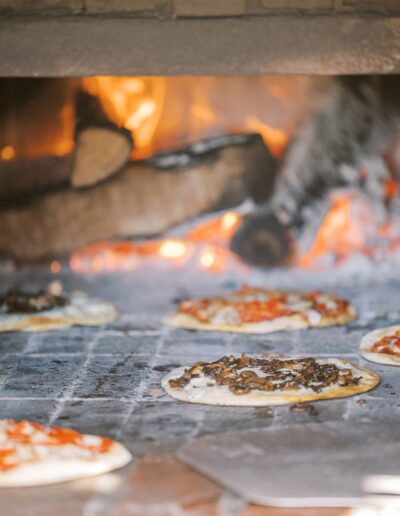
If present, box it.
[166,286,356,334]
[360,326,400,366]
[0,420,131,487]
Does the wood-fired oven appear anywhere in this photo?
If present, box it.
[0,2,399,514]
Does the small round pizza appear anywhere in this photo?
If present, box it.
[166,286,356,334]
[0,288,118,332]
[162,354,379,406]
[360,325,400,366]
[0,420,132,487]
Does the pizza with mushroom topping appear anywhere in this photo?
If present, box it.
[0,288,118,332]
[0,420,131,487]
[166,286,356,334]
[360,326,400,366]
[162,355,379,406]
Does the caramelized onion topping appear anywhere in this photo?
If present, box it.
[0,289,67,314]
[169,355,361,395]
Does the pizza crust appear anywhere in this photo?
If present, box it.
[0,292,118,333]
[360,326,400,367]
[165,304,357,334]
[0,441,131,488]
[162,359,379,406]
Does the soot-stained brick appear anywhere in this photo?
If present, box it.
[53,399,131,438]
[71,355,152,399]
[0,355,86,398]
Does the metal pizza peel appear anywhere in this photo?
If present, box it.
[177,420,400,507]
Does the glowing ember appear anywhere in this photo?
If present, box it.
[384,178,398,201]
[299,193,370,267]
[199,250,216,268]
[70,210,243,275]
[186,211,241,246]
[198,247,231,273]
[158,240,187,259]
[50,260,62,273]
[221,212,240,232]
[0,145,15,160]
[297,189,400,268]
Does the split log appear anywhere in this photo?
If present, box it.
[0,134,276,260]
[72,91,133,188]
[0,83,133,198]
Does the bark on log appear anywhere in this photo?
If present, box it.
[0,84,133,199]
[72,91,133,188]
[0,134,276,260]
[0,155,72,207]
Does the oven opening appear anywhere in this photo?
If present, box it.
[1,2,400,511]
[1,75,400,278]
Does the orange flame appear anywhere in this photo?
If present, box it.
[299,193,372,268]
[186,211,241,246]
[0,145,15,160]
[158,240,188,259]
[50,260,62,273]
[70,211,242,274]
[1,76,314,161]
[81,77,298,160]
[198,247,230,273]
[82,77,166,160]
[245,116,289,158]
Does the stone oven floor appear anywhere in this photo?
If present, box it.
[0,265,399,514]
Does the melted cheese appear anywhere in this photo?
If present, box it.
[162,358,379,406]
[0,292,118,333]
[0,420,131,487]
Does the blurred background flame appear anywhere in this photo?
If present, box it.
[0,76,318,162]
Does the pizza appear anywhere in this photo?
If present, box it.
[166,286,356,334]
[0,420,132,487]
[162,354,379,406]
[0,288,118,332]
[360,326,400,366]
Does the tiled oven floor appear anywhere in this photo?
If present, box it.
[0,266,399,514]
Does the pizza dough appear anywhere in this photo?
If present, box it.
[162,355,379,406]
[0,420,132,487]
[360,326,400,366]
[0,291,118,332]
[166,286,356,334]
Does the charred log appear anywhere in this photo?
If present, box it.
[0,134,276,260]
[0,155,72,207]
[231,76,400,267]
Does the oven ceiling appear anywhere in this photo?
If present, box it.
[0,1,399,76]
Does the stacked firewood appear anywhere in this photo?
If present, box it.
[0,84,276,260]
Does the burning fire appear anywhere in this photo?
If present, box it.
[1,76,312,161]
[81,77,302,160]
[82,77,166,160]
[158,240,187,259]
[0,145,15,160]
[298,190,400,268]
[186,211,241,246]
[299,193,372,268]
[70,211,242,274]
[70,188,400,274]
[245,116,288,158]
